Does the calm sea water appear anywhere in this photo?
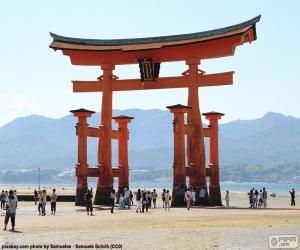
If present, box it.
[2,181,299,195]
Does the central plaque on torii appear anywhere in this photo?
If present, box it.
[50,15,260,206]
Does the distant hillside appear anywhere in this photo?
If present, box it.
[0,110,300,171]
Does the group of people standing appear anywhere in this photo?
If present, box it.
[248,187,268,208]
[34,188,58,216]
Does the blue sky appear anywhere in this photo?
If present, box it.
[0,1,299,126]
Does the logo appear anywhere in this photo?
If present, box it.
[269,235,298,249]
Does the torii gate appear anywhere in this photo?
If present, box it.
[50,15,260,206]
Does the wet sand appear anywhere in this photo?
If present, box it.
[0,192,299,250]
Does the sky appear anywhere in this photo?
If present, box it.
[0,0,300,126]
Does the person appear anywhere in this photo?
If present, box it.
[290,188,295,206]
[84,189,93,216]
[136,189,142,213]
[41,190,47,215]
[161,189,166,208]
[110,189,115,213]
[130,190,134,206]
[252,191,257,208]
[13,190,18,209]
[37,191,43,215]
[191,185,196,205]
[262,187,267,208]
[0,190,5,210]
[185,188,192,210]
[4,190,17,231]
[34,189,38,205]
[258,190,263,208]
[199,187,206,205]
[146,190,152,208]
[164,190,170,211]
[124,188,131,210]
[50,189,57,215]
[248,188,254,208]
[142,190,148,213]
[225,190,230,207]
[152,189,157,208]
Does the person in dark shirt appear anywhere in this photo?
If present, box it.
[84,189,93,216]
[290,188,295,206]
[110,189,115,213]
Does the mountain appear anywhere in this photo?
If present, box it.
[0,110,300,170]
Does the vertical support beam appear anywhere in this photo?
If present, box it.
[167,104,190,207]
[95,64,115,205]
[186,58,207,205]
[203,111,224,206]
[70,108,95,206]
[113,115,134,196]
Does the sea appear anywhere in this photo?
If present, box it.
[2,180,299,195]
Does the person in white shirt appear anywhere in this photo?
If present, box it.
[185,188,192,210]
[50,189,58,215]
[164,190,170,211]
[124,188,131,210]
[152,189,158,208]
[4,190,17,231]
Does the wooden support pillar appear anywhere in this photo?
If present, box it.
[203,111,224,206]
[167,104,190,207]
[70,108,95,206]
[113,115,134,196]
[95,64,115,205]
[186,58,207,205]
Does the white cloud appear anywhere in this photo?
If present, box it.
[12,95,38,112]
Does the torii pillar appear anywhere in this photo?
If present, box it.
[167,104,190,207]
[186,58,207,204]
[94,64,115,205]
[203,111,224,206]
[70,108,95,206]
[113,115,134,195]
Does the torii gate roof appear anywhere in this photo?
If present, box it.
[49,15,260,65]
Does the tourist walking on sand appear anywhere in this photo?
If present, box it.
[164,190,170,211]
[41,190,47,215]
[130,190,134,206]
[290,188,295,206]
[248,188,254,208]
[84,189,93,216]
[225,190,230,207]
[110,189,115,213]
[199,187,206,205]
[34,189,38,205]
[119,194,125,210]
[4,190,17,231]
[262,187,267,208]
[185,188,192,210]
[161,189,166,208]
[38,191,43,215]
[0,190,5,210]
[142,190,149,213]
[50,189,57,215]
[136,189,142,213]
[152,189,157,208]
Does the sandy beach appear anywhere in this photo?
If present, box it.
[0,191,299,250]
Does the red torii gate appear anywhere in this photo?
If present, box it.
[50,15,260,206]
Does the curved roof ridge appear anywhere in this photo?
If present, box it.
[50,15,261,47]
